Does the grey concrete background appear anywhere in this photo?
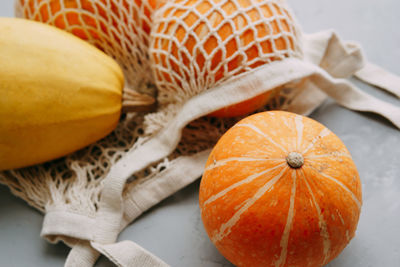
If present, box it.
[1,0,399,266]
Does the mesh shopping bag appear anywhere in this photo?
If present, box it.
[1,0,400,266]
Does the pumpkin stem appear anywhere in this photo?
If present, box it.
[286,152,304,168]
[122,87,157,113]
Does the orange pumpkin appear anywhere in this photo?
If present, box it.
[151,0,301,117]
[199,111,362,267]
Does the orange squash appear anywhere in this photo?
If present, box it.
[151,0,300,117]
[199,111,362,267]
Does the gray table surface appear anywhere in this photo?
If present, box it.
[1,0,399,266]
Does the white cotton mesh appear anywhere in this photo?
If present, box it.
[15,0,156,95]
[150,0,303,105]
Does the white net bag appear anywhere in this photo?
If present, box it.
[1,0,400,266]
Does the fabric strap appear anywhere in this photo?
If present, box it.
[355,62,400,98]
[312,68,400,128]
[91,241,169,267]
[64,150,210,266]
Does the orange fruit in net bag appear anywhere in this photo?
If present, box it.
[151,0,301,117]
[199,111,362,267]
[17,0,157,44]
[17,0,159,90]
[209,88,280,118]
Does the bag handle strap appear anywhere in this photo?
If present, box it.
[303,30,400,128]
[65,150,211,267]
[91,241,170,267]
[355,62,400,98]
[311,67,400,129]
[65,240,169,267]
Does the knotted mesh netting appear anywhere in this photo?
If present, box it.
[150,0,303,105]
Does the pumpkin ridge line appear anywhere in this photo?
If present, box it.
[275,169,297,267]
[294,114,304,151]
[306,152,352,160]
[204,161,286,206]
[306,165,361,209]
[336,210,345,225]
[302,128,331,155]
[211,166,289,243]
[205,157,284,172]
[234,123,288,154]
[301,169,331,264]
